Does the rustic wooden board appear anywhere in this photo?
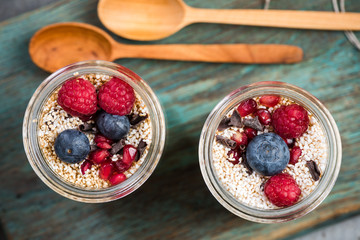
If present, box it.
[0,0,359,239]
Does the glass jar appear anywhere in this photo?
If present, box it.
[23,60,166,203]
[198,81,341,223]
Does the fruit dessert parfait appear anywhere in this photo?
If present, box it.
[213,96,326,209]
[23,61,165,202]
[199,82,341,222]
[38,74,150,188]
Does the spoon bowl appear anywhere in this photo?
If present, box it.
[98,0,187,41]
[29,23,114,72]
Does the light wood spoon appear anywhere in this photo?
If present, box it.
[29,22,303,72]
[97,0,360,41]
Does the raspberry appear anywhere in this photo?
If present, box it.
[98,77,135,116]
[259,95,280,107]
[289,146,302,165]
[272,104,309,139]
[57,78,97,119]
[237,99,257,117]
[264,173,301,207]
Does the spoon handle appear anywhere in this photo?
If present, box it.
[113,44,302,64]
[187,9,360,31]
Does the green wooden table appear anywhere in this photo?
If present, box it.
[1,0,359,239]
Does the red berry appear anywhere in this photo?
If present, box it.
[259,95,281,107]
[227,148,241,164]
[89,149,110,164]
[289,146,302,165]
[122,145,138,165]
[264,173,301,207]
[109,173,127,185]
[94,134,114,145]
[57,78,97,119]
[80,160,93,175]
[114,160,131,173]
[244,127,257,141]
[256,109,271,125]
[272,104,309,139]
[237,99,257,117]
[98,77,135,116]
[96,142,112,149]
[231,132,248,146]
[99,161,115,180]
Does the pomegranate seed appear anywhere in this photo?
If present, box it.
[96,142,112,149]
[109,173,127,185]
[290,146,302,165]
[256,109,271,125]
[89,149,110,164]
[94,134,114,144]
[231,131,248,146]
[99,161,115,180]
[237,99,257,117]
[122,145,138,165]
[259,95,280,107]
[80,160,93,175]
[281,137,295,148]
[114,160,131,173]
[244,127,257,141]
[227,148,241,164]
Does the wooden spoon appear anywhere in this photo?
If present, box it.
[97,0,360,41]
[29,22,303,72]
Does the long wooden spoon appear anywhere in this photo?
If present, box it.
[97,0,360,41]
[29,22,303,72]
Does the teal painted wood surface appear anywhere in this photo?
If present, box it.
[0,0,360,239]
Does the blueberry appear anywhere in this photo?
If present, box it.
[96,111,130,140]
[54,129,90,164]
[246,133,289,176]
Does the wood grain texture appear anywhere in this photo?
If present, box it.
[0,0,359,239]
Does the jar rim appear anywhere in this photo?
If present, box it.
[199,81,342,223]
[23,60,166,203]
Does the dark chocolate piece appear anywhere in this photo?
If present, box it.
[243,116,263,131]
[229,110,243,128]
[217,117,231,131]
[128,113,148,126]
[110,139,126,155]
[78,122,97,134]
[216,135,237,149]
[135,139,148,162]
[241,152,253,175]
[90,145,97,152]
[260,181,266,191]
[306,160,321,181]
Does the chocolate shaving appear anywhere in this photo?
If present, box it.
[78,122,97,134]
[90,145,98,152]
[128,113,148,126]
[260,181,266,191]
[216,135,237,149]
[135,139,148,162]
[218,117,231,131]
[229,111,243,128]
[241,152,253,175]
[110,139,126,155]
[306,160,321,181]
[217,111,243,131]
[243,116,263,131]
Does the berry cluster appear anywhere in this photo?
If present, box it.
[54,76,147,186]
[218,95,310,207]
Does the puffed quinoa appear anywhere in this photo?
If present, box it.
[37,74,152,189]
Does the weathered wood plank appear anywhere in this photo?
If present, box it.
[0,0,359,239]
